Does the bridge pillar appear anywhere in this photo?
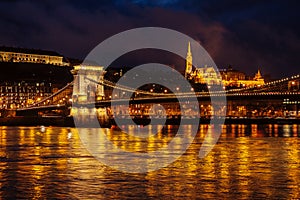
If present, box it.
[70,107,110,127]
[71,64,105,103]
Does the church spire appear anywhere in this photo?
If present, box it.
[255,69,262,80]
[185,42,193,78]
[257,69,261,77]
[187,41,191,56]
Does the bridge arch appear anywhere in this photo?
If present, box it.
[71,64,105,103]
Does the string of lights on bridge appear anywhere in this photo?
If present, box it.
[93,73,300,97]
[21,73,300,110]
[226,74,300,93]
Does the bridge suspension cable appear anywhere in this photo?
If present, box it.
[28,82,74,108]
[20,73,300,109]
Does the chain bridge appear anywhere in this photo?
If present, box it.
[14,65,300,120]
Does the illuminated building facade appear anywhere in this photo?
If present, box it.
[0,81,52,109]
[184,42,265,87]
[184,42,221,85]
[0,46,69,66]
[220,67,265,87]
[191,65,222,85]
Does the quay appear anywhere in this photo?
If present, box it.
[1,116,300,127]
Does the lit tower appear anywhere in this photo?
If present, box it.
[185,42,193,78]
[254,69,263,80]
[253,69,265,86]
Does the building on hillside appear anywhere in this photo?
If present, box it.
[184,42,265,87]
[0,46,70,66]
[184,42,221,85]
[191,65,222,85]
[220,67,265,87]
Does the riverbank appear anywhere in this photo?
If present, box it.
[0,116,300,127]
[0,116,75,127]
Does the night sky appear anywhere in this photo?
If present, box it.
[0,0,299,79]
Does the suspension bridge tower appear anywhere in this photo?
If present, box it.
[71,64,105,103]
[70,64,109,126]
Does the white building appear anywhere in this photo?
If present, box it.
[0,46,69,66]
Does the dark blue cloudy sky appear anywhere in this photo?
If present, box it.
[0,0,299,78]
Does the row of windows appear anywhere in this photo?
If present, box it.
[0,82,51,86]
[0,53,64,65]
[1,100,30,103]
[0,91,52,94]
[0,88,52,93]
[5,85,51,88]
[0,93,51,97]
[0,52,62,60]
[13,57,46,62]
[0,87,51,93]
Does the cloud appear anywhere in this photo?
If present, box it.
[0,0,299,78]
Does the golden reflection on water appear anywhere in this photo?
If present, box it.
[0,124,298,199]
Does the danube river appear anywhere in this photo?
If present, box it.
[0,124,299,199]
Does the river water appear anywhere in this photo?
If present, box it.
[0,124,299,199]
